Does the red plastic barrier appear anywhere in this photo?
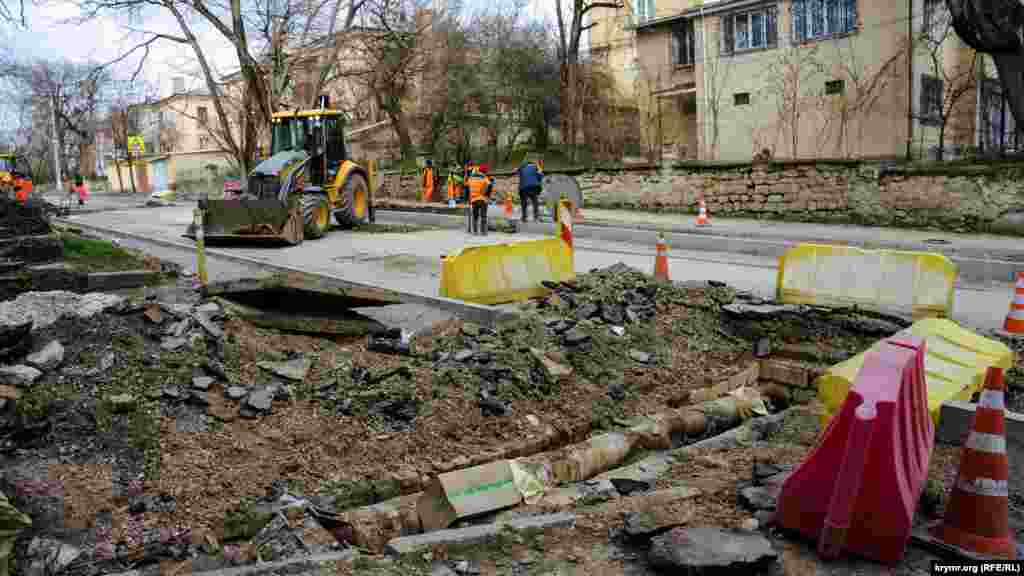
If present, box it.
[776,335,935,565]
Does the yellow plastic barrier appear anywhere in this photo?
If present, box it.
[817,318,1015,427]
[776,244,957,320]
[440,200,574,305]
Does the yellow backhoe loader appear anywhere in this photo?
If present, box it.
[185,97,370,245]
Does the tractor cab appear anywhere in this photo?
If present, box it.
[269,109,347,192]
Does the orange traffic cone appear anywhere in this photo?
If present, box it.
[654,233,669,281]
[930,366,1018,559]
[504,196,514,218]
[696,199,710,226]
[1004,272,1024,334]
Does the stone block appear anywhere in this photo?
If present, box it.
[758,360,811,388]
[384,513,576,556]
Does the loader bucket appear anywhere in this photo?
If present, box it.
[184,198,303,245]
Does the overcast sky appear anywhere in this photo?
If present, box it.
[6,0,565,99]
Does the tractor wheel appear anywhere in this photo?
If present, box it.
[301,194,331,240]
[334,172,369,228]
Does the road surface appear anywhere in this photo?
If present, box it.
[58,203,1017,335]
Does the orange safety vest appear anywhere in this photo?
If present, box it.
[467,174,490,204]
[422,167,434,202]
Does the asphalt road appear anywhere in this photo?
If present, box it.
[59,202,1018,335]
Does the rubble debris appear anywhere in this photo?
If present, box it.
[161,337,187,351]
[628,349,651,364]
[193,311,224,339]
[226,386,248,400]
[609,478,650,496]
[610,326,625,337]
[755,338,772,358]
[258,356,312,382]
[0,365,42,387]
[25,340,64,371]
[623,507,693,542]
[0,198,52,238]
[530,348,573,384]
[162,386,184,401]
[368,329,413,356]
[246,389,274,414]
[106,393,137,413]
[24,538,81,576]
[188,391,211,407]
[739,486,779,512]
[192,376,215,390]
[0,291,124,333]
[647,527,778,573]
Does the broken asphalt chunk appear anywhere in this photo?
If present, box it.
[192,376,215,391]
[257,356,312,382]
[246,389,273,414]
[161,337,188,352]
[26,340,63,371]
[562,328,590,346]
[453,349,474,363]
[187,391,210,407]
[739,486,778,512]
[225,386,248,401]
[609,478,650,496]
[629,349,651,364]
[106,393,137,413]
[0,365,42,387]
[623,510,690,542]
[648,527,777,573]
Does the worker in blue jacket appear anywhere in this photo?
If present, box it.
[517,159,544,222]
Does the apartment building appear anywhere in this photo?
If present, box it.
[107,78,236,193]
[589,0,1018,161]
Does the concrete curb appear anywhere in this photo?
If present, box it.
[377,210,1023,285]
[104,550,357,576]
[54,218,517,328]
[384,512,577,556]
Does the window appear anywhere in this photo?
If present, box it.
[920,75,943,126]
[721,6,778,54]
[199,136,211,149]
[197,106,208,123]
[734,92,751,106]
[825,79,844,95]
[671,20,696,66]
[635,0,656,24]
[792,0,857,43]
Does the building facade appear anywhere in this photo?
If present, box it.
[590,0,1018,161]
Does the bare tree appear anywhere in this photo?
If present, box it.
[701,43,734,160]
[916,9,979,160]
[762,44,824,158]
[554,0,624,161]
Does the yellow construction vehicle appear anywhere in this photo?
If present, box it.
[185,97,369,245]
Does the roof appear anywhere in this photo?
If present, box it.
[271,109,346,120]
[633,0,766,30]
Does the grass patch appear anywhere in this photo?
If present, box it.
[60,233,148,272]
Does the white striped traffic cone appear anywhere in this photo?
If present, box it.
[1004,272,1024,334]
[696,199,710,226]
[930,366,1017,559]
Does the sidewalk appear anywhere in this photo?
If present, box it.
[376,199,1024,262]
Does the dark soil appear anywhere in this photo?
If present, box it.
[0,198,52,238]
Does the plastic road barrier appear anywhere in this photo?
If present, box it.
[440,201,574,305]
[776,244,957,320]
[817,318,1015,427]
[778,335,934,565]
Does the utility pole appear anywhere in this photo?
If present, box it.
[50,88,62,191]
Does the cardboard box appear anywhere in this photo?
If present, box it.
[417,460,523,532]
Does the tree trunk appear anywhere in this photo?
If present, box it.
[993,51,1024,134]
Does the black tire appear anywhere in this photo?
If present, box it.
[334,172,369,228]
[301,194,330,240]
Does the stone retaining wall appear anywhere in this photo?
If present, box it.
[377,160,1024,233]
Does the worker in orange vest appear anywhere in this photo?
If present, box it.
[467,165,494,236]
[421,159,435,202]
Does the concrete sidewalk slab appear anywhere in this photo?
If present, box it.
[384,512,576,556]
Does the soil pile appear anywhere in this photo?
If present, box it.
[0,197,51,238]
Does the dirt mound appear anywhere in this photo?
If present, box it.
[0,198,51,238]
